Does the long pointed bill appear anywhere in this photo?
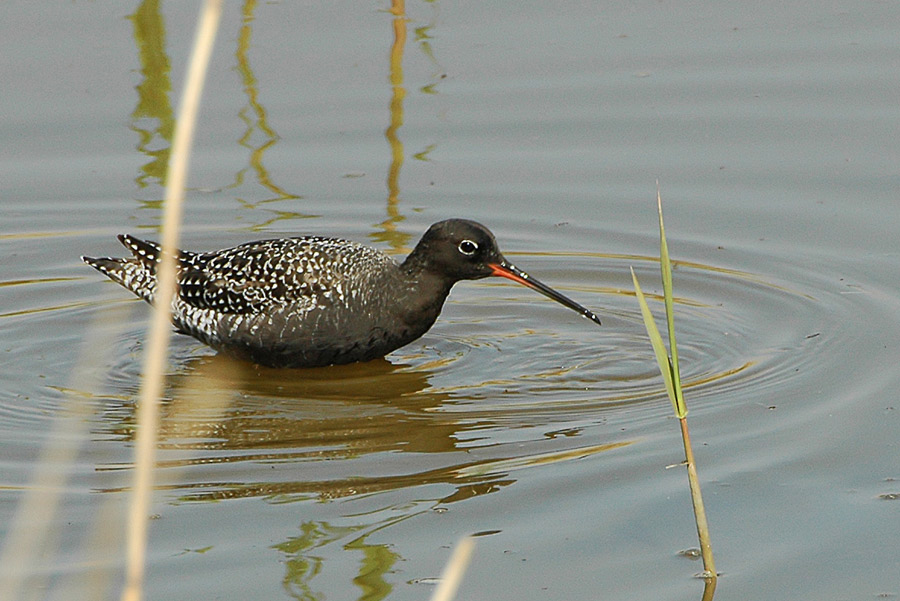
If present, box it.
[488,260,602,326]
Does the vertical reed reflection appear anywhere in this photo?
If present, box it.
[229,0,302,208]
[372,0,412,252]
[128,0,174,197]
[130,0,301,219]
[275,519,404,601]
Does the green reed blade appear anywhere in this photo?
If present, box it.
[633,192,715,580]
[630,267,678,412]
[657,190,687,418]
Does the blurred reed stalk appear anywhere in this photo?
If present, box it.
[630,190,717,583]
[428,537,475,601]
[0,304,129,601]
[121,2,223,601]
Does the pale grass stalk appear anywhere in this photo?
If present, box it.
[121,2,223,601]
[0,306,128,601]
[428,537,476,601]
[681,417,716,578]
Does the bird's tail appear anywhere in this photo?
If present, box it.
[82,234,170,303]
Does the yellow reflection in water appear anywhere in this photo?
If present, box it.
[275,517,405,601]
[227,0,302,207]
[372,0,412,252]
[129,0,301,219]
[346,525,402,601]
[452,442,632,478]
[128,0,174,192]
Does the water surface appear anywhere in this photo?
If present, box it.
[1,2,899,600]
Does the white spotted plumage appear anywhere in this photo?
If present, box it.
[82,219,602,368]
[83,233,418,367]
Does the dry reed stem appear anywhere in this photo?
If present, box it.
[121,2,222,601]
[702,571,718,600]
[429,537,476,601]
[680,417,716,578]
[0,305,129,601]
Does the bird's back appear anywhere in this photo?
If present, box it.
[84,219,602,368]
[84,234,415,367]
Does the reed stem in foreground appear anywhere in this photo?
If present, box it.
[121,3,222,601]
[631,190,716,580]
[429,537,475,601]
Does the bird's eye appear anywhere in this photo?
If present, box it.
[458,239,478,256]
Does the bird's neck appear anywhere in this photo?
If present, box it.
[393,266,453,333]
[398,244,430,277]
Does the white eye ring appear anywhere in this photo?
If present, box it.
[458,239,478,256]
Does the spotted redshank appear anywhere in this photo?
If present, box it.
[82,219,601,367]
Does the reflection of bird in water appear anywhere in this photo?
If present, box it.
[83,219,601,368]
[125,353,501,503]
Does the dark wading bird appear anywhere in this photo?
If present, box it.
[82,219,602,368]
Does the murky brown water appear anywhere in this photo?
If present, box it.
[2,2,899,600]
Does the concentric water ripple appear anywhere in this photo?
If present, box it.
[5,233,897,507]
[5,236,894,453]
[396,246,899,431]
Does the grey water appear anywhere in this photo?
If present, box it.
[1,2,898,599]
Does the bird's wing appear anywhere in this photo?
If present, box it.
[176,239,328,314]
